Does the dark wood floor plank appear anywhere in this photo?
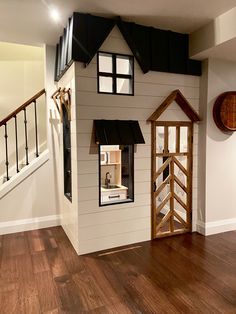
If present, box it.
[32,251,50,274]
[45,243,84,312]
[99,251,171,313]
[19,280,41,314]
[56,237,81,275]
[0,235,3,261]
[27,230,45,253]
[1,226,236,313]
[106,247,206,313]
[84,255,140,313]
[121,245,206,313]
[1,254,19,282]
[46,248,69,279]
[104,302,133,314]
[129,273,178,313]
[35,270,60,313]
[170,234,236,305]
[0,290,20,314]
[16,250,41,313]
[84,256,126,305]
[72,271,105,311]
[84,252,145,312]
[151,237,236,311]
[2,232,27,257]
[54,274,84,313]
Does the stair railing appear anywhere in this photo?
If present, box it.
[0,89,46,182]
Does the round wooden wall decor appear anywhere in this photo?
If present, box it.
[213,91,236,133]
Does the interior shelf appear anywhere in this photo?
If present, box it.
[101,162,120,166]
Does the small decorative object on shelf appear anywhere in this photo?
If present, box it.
[213,91,236,134]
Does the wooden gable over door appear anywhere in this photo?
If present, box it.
[147,89,200,123]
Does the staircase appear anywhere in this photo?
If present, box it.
[0,89,46,185]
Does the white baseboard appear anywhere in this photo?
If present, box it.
[197,218,236,236]
[0,214,61,235]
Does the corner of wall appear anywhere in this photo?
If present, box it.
[44,44,62,217]
[197,59,209,233]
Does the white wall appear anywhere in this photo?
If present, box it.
[198,60,208,223]
[56,63,79,253]
[190,7,236,59]
[0,45,61,234]
[197,58,236,235]
[44,44,63,220]
[73,26,200,254]
[0,43,46,178]
[0,153,60,231]
[0,42,45,119]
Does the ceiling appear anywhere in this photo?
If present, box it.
[0,0,236,46]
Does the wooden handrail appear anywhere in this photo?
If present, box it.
[0,89,46,127]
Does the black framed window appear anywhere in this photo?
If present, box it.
[99,145,134,206]
[97,52,134,95]
[62,107,72,202]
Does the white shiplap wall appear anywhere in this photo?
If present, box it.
[72,26,200,255]
[57,64,80,253]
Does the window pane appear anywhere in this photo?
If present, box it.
[168,127,176,153]
[116,78,132,94]
[99,76,113,93]
[100,145,134,206]
[156,126,164,153]
[98,53,112,73]
[62,107,72,202]
[180,127,188,152]
[116,56,132,75]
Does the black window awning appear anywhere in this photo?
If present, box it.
[94,120,145,145]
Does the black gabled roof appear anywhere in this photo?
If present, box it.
[72,13,115,65]
[55,13,201,81]
[94,120,145,145]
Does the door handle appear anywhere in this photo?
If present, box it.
[109,195,120,199]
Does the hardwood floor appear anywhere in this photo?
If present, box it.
[0,227,236,313]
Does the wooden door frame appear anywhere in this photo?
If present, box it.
[151,121,193,239]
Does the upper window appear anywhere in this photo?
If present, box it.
[97,52,134,95]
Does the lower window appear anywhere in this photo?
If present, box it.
[63,107,72,201]
[99,145,134,206]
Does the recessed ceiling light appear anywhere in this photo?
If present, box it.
[50,8,60,22]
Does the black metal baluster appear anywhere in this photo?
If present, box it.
[14,115,19,173]
[4,123,9,181]
[24,108,29,165]
[34,100,39,157]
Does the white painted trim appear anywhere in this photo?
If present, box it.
[196,220,205,235]
[0,149,49,200]
[192,219,197,232]
[197,218,236,236]
[0,214,61,235]
[62,224,79,254]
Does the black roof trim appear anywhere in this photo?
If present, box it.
[94,120,145,145]
[55,13,202,81]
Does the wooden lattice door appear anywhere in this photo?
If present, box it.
[151,121,193,238]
